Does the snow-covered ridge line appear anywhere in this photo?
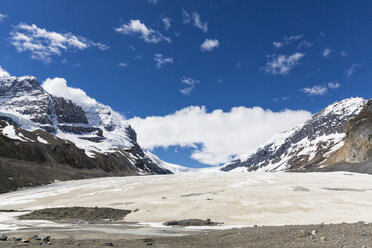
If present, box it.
[222,97,367,172]
[0,76,136,157]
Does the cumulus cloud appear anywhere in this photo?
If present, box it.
[346,64,362,77]
[154,54,173,68]
[327,82,341,89]
[179,77,199,95]
[182,9,208,32]
[201,39,219,51]
[322,48,333,58]
[264,53,304,75]
[42,77,97,106]
[273,41,283,48]
[10,23,109,63]
[115,20,171,44]
[0,13,7,22]
[161,16,172,30]
[127,106,311,165]
[0,66,10,78]
[302,85,327,96]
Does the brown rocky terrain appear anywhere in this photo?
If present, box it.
[0,221,371,248]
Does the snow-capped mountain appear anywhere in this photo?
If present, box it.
[0,75,171,176]
[222,97,367,172]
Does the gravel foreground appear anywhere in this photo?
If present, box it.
[1,222,372,248]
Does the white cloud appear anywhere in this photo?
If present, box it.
[346,64,362,77]
[182,10,208,32]
[42,77,97,106]
[10,23,109,63]
[201,39,219,52]
[0,65,10,78]
[327,82,340,89]
[127,106,311,165]
[264,53,305,75]
[118,62,128,67]
[273,41,283,48]
[154,54,173,68]
[302,85,327,96]
[115,20,171,44]
[182,9,191,24]
[340,51,347,57]
[148,0,158,3]
[179,77,199,95]
[322,48,333,58]
[0,13,7,22]
[161,16,172,30]
[297,40,313,49]
[283,34,303,44]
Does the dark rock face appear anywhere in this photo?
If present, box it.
[54,97,88,124]
[222,98,367,172]
[0,76,90,132]
[58,125,102,135]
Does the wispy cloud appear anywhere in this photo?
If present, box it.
[179,77,199,95]
[274,34,309,49]
[0,13,7,22]
[322,48,333,58]
[302,85,327,96]
[273,96,291,102]
[154,54,173,68]
[340,50,347,57]
[297,40,313,49]
[327,82,340,89]
[148,0,158,4]
[161,16,172,30]
[182,9,208,32]
[302,82,340,96]
[264,53,305,75]
[273,41,283,48]
[236,62,241,70]
[346,64,362,77]
[115,20,171,44]
[283,34,303,44]
[10,23,109,63]
[0,65,10,78]
[118,62,128,68]
[201,39,219,52]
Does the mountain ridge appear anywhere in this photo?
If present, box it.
[221,97,369,172]
[0,75,172,193]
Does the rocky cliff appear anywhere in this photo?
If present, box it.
[324,99,372,165]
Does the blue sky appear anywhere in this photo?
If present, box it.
[0,0,371,167]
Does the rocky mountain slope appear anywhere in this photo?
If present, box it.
[221,97,368,172]
[0,76,171,193]
[323,99,372,165]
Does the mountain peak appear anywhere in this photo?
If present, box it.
[222,97,367,172]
